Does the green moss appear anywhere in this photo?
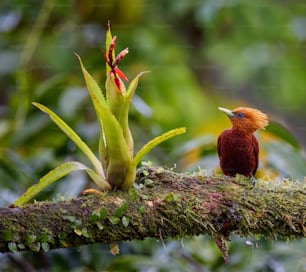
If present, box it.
[2,229,12,242]
[90,207,108,222]
[139,206,146,214]
[25,234,37,244]
[140,194,148,200]
[99,208,108,220]
[0,166,304,253]
[29,242,40,252]
[164,192,181,202]
[72,219,82,228]
[59,208,67,214]
[128,188,138,200]
[114,201,128,217]
[58,233,68,247]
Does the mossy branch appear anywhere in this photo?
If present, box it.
[0,167,305,254]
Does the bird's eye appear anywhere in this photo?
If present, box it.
[236,112,245,118]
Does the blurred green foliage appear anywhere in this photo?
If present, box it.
[0,0,305,271]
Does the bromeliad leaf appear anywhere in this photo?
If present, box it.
[132,127,186,167]
[95,105,132,187]
[14,161,110,206]
[75,53,109,169]
[32,102,105,180]
[119,71,150,152]
[75,54,108,111]
[76,54,132,188]
[105,22,115,76]
[122,127,186,189]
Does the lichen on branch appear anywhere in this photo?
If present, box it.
[1,167,305,255]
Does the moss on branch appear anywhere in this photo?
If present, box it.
[0,167,305,254]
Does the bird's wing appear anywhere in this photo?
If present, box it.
[217,135,222,157]
[252,135,259,175]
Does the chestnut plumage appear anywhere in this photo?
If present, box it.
[217,107,268,177]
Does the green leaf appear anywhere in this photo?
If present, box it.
[8,242,17,253]
[105,22,114,76]
[29,242,40,252]
[109,216,120,225]
[13,161,110,206]
[121,127,186,189]
[114,201,128,217]
[25,234,37,244]
[99,208,108,220]
[75,54,109,172]
[17,243,25,250]
[38,234,50,243]
[85,168,111,190]
[121,216,130,227]
[96,105,132,187]
[144,178,154,187]
[81,227,90,238]
[165,192,181,202]
[41,242,50,252]
[128,188,138,200]
[133,127,186,167]
[264,141,306,180]
[96,222,104,230]
[76,55,132,188]
[32,102,105,179]
[106,73,125,115]
[90,207,108,222]
[2,230,12,242]
[139,206,146,214]
[62,215,76,223]
[266,121,300,149]
[119,72,149,155]
[74,228,82,236]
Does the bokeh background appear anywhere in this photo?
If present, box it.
[0,0,305,271]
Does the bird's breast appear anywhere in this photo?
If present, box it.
[217,129,259,176]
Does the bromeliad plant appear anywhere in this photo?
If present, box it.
[14,24,185,206]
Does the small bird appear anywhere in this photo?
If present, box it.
[217,107,269,179]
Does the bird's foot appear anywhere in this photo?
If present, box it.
[250,174,257,189]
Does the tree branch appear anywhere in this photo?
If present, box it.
[0,167,305,254]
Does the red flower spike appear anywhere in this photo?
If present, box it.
[110,70,123,93]
[108,36,117,64]
[115,78,122,93]
[114,67,129,82]
[113,48,129,67]
[104,34,129,93]
[102,50,112,66]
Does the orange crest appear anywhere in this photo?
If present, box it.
[219,107,269,134]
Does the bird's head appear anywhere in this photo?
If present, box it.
[218,106,269,134]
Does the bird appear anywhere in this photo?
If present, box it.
[217,107,269,180]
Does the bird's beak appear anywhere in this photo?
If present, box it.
[218,107,235,118]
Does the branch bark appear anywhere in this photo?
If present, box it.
[0,167,305,254]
